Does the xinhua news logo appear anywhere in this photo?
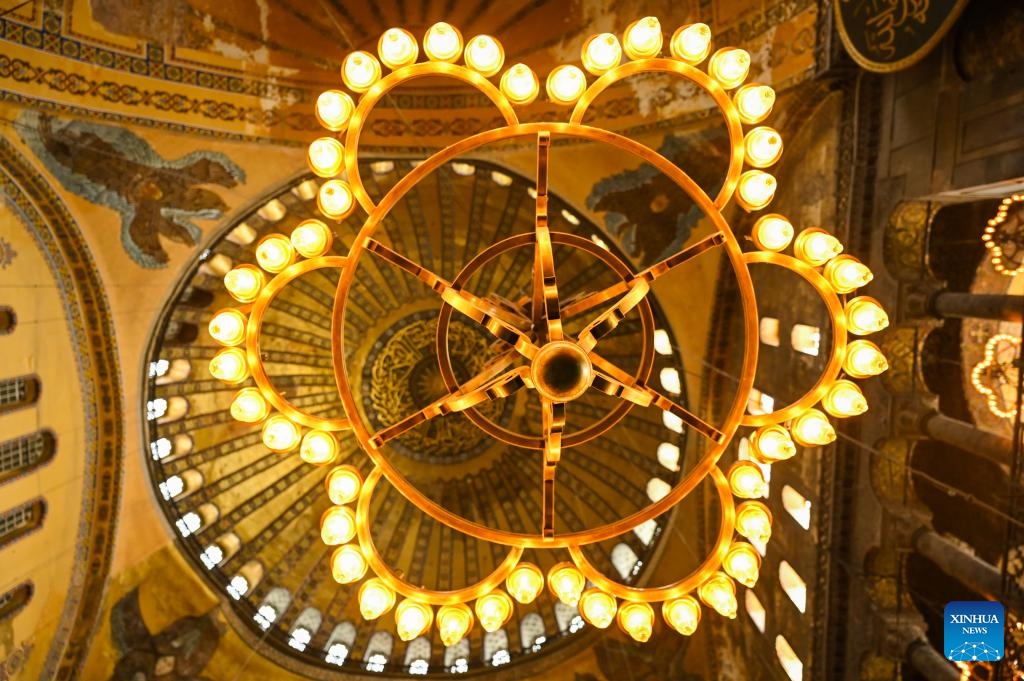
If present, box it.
[944,601,1004,662]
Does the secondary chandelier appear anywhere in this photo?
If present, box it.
[206,18,889,645]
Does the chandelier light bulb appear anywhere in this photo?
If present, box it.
[743,127,783,168]
[736,170,777,211]
[728,461,767,499]
[581,33,623,75]
[464,35,504,76]
[230,387,269,423]
[396,599,434,641]
[318,179,356,220]
[506,562,544,604]
[255,234,295,273]
[794,228,843,266]
[670,23,711,63]
[698,573,738,618]
[723,542,762,588]
[751,214,794,251]
[662,596,701,636]
[623,17,663,60]
[474,591,513,632]
[208,348,248,384]
[378,28,419,70]
[823,380,868,418]
[307,137,344,178]
[319,506,357,545]
[316,90,355,132]
[437,604,474,646]
[751,424,796,462]
[341,51,382,92]
[845,296,889,335]
[709,48,750,89]
[423,22,463,63]
[290,219,333,258]
[734,83,776,124]
[331,544,368,584]
[546,65,587,105]
[325,465,363,504]
[300,430,339,464]
[223,264,265,303]
[547,562,586,606]
[580,589,618,629]
[500,63,540,105]
[617,602,655,642]
[791,408,836,446]
[261,414,301,452]
[825,255,873,294]
[208,309,247,346]
[736,501,773,542]
[358,578,396,620]
[845,340,888,378]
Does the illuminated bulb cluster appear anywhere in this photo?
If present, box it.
[970,333,1022,419]
[982,195,1024,276]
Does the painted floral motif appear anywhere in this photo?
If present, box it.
[0,236,16,269]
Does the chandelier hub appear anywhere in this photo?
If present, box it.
[530,340,593,402]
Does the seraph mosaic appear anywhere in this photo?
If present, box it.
[18,111,244,268]
[586,130,728,263]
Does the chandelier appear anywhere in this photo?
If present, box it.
[205,17,889,646]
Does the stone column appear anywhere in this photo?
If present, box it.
[913,529,1003,599]
[930,291,1024,322]
[907,638,960,681]
[921,411,1014,468]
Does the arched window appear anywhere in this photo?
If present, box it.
[519,613,546,652]
[791,324,821,356]
[779,561,807,613]
[227,222,258,245]
[662,410,683,434]
[659,367,681,394]
[226,560,263,600]
[258,198,287,222]
[404,636,431,674]
[646,477,671,502]
[554,602,578,633]
[324,621,357,665]
[201,532,240,569]
[0,307,16,335]
[653,329,672,355]
[0,582,32,621]
[782,485,812,530]
[0,430,55,484]
[482,629,510,666]
[150,434,192,461]
[759,317,781,347]
[746,388,775,415]
[611,543,641,580]
[444,638,470,673]
[288,607,323,652]
[0,376,40,416]
[745,589,766,633]
[0,499,46,549]
[152,358,191,385]
[776,635,804,681]
[657,442,680,471]
[175,503,218,537]
[159,469,202,500]
[254,587,291,631]
[365,631,394,672]
[633,519,658,546]
[149,396,187,423]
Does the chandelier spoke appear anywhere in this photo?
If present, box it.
[541,398,565,539]
[532,131,564,344]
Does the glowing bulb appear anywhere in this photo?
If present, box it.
[791,408,836,446]
[547,562,585,606]
[290,219,333,258]
[751,214,793,251]
[709,48,750,89]
[846,296,889,335]
[744,127,783,168]
[737,502,773,544]
[735,83,776,124]
[325,465,362,504]
[822,380,868,418]
[230,388,269,423]
[723,543,762,588]
[506,562,544,604]
[698,573,738,618]
[341,51,381,92]
[500,63,539,105]
[474,591,513,632]
[319,505,356,545]
[845,340,888,378]
[623,17,663,60]
[396,600,434,641]
[794,228,843,266]
[581,33,622,75]
[579,589,617,629]
[330,544,367,584]
[262,414,301,452]
[437,604,474,646]
[255,235,295,273]
[208,309,246,346]
[825,255,873,293]
[423,22,463,63]
[464,35,504,76]
[359,578,396,620]
[736,170,776,211]
[546,65,586,105]
[751,424,796,462]
[209,348,248,384]
[663,596,701,635]
[315,90,354,132]
[728,461,767,499]
[223,265,265,303]
[670,23,711,63]
[377,28,418,69]
[307,137,344,178]
[300,430,339,464]
[318,180,356,220]
[617,602,655,642]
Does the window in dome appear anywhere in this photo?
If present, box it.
[483,629,509,666]
[288,608,323,652]
[404,636,431,674]
[779,561,807,613]
[519,613,546,652]
[0,499,45,549]
[159,475,184,500]
[0,430,55,485]
[150,438,172,460]
[154,358,191,385]
[746,387,775,416]
[653,329,672,355]
[646,477,671,502]
[0,376,39,416]
[611,543,641,580]
[776,635,804,681]
[662,410,683,433]
[782,485,812,530]
[175,503,218,537]
[147,398,167,420]
[554,602,577,633]
[444,638,470,673]
[324,621,357,665]
[657,442,680,472]
[633,519,658,546]
[258,198,287,222]
[659,367,682,394]
[227,560,263,600]
[791,324,821,356]
[0,582,32,621]
[745,589,766,633]
[149,396,188,423]
[365,631,393,672]
[254,587,291,631]
[760,317,781,347]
